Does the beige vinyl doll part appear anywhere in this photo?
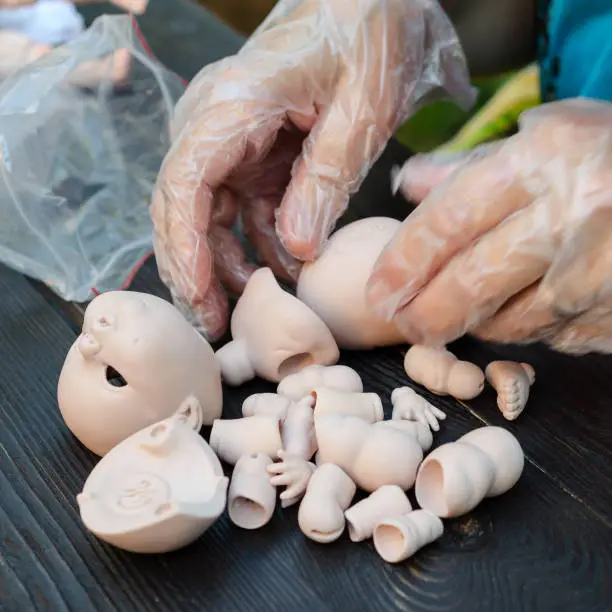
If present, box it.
[404,346,485,400]
[282,396,317,460]
[277,364,363,401]
[298,463,356,543]
[344,485,412,543]
[311,388,384,423]
[415,426,524,518]
[209,415,283,466]
[228,453,276,530]
[391,387,447,432]
[77,415,228,553]
[373,510,444,564]
[242,394,317,460]
[316,414,424,492]
[375,420,433,452]
[57,291,223,457]
[242,393,293,421]
[0,30,49,75]
[0,30,132,87]
[485,361,535,421]
[268,450,316,508]
[297,217,404,349]
[215,267,339,386]
[65,48,132,88]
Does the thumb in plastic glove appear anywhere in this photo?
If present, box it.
[150,0,475,341]
[367,98,612,355]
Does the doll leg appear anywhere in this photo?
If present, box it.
[0,29,51,76]
[65,47,132,88]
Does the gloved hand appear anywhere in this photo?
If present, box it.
[367,98,612,355]
[150,0,474,340]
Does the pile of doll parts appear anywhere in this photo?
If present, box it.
[56,217,535,563]
[0,0,147,85]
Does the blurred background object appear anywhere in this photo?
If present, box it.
[197,0,272,34]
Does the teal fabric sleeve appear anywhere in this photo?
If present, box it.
[538,0,612,102]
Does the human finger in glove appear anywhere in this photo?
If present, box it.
[150,0,474,341]
[368,98,612,355]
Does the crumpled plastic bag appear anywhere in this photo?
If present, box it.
[0,14,185,301]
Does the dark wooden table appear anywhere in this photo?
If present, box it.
[1,2,611,611]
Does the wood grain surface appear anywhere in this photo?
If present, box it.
[2,261,612,612]
[0,2,611,611]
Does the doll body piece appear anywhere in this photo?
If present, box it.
[344,485,412,542]
[277,364,363,401]
[404,346,485,400]
[0,29,50,75]
[375,420,433,452]
[311,388,384,423]
[57,291,222,456]
[282,395,317,460]
[209,415,283,466]
[485,361,535,420]
[316,414,424,492]
[298,463,356,543]
[228,453,276,529]
[373,510,444,563]
[77,416,228,553]
[215,268,339,386]
[391,386,446,431]
[0,0,131,85]
[297,217,404,349]
[242,393,293,421]
[0,27,130,86]
[415,426,524,518]
[268,450,316,507]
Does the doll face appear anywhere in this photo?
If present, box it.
[57,291,214,456]
[78,291,172,390]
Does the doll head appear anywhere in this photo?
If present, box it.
[77,415,228,553]
[58,291,222,456]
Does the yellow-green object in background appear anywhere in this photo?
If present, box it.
[395,64,541,153]
[441,64,540,152]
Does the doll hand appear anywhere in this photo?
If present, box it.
[267,450,315,507]
[368,98,612,355]
[150,0,473,340]
[390,386,446,431]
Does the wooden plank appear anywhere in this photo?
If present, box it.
[1,261,611,611]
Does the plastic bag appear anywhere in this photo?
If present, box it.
[0,14,185,301]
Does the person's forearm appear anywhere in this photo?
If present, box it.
[440,0,537,77]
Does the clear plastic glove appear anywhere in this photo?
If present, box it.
[368,98,612,355]
[150,0,474,340]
